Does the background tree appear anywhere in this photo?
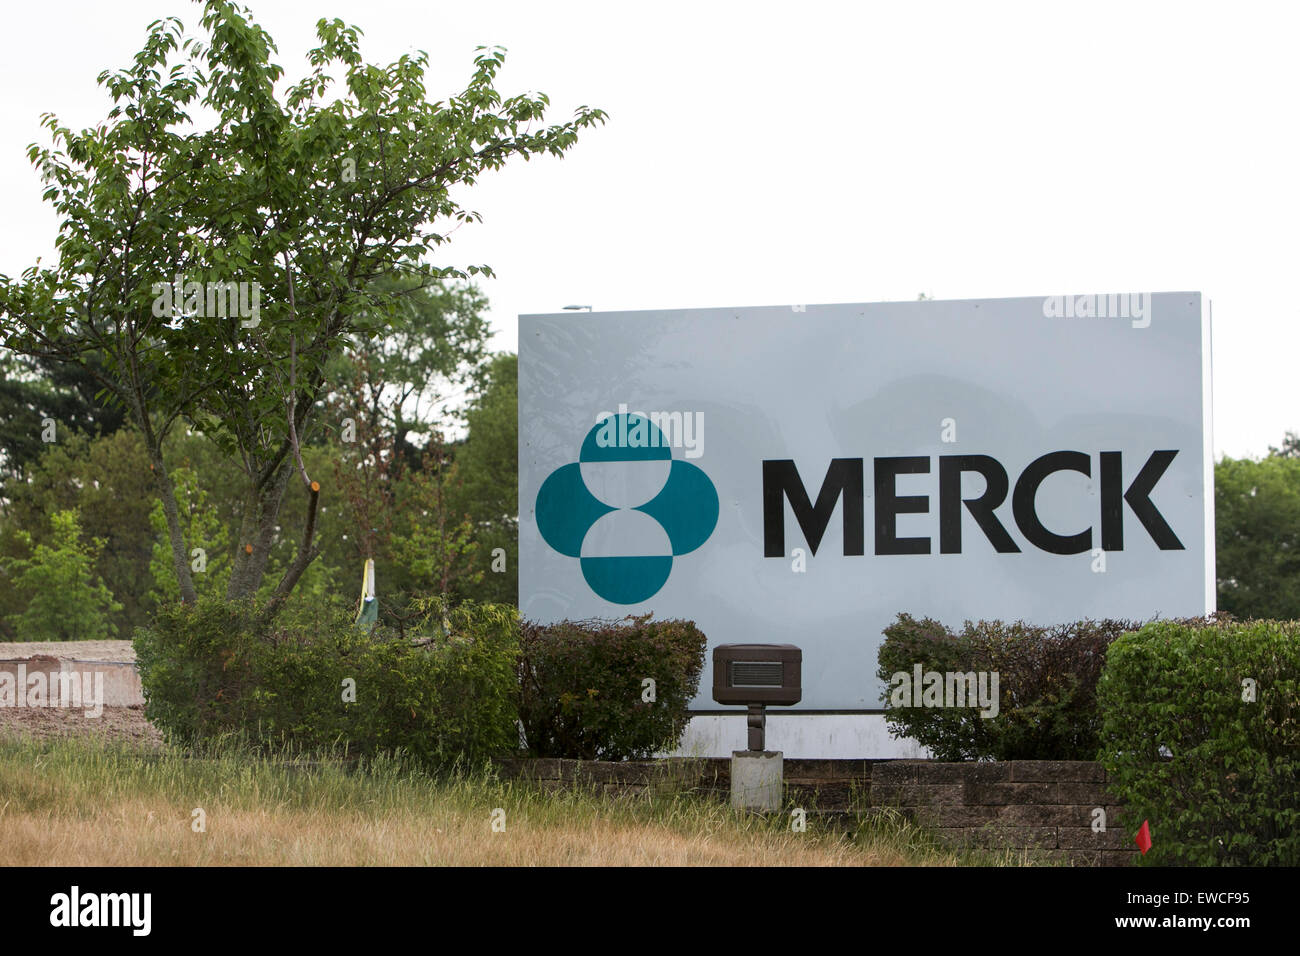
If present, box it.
[324,277,491,472]
[0,352,128,489]
[0,2,604,623]
[390,437,482,605]
[0,430,155,639]
[327,357,482,615]
[450,352,518,605]
[1215,453,1300,619]
[329,350,400,564]
[1268,430,1300,459]
[147,464,232,605]
[1,509,122,642]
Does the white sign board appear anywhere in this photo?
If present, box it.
[519,293,1213,718]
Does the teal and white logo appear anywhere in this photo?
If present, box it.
[535,413,719,604]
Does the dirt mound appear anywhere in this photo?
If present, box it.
[0,640,136,662]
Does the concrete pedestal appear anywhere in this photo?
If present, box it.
[730,750,783,811]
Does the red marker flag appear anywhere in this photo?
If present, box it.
[1135,819,1152,855]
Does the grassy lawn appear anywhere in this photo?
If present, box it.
[0,736,1036,866]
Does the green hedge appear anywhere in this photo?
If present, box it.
[517,615,706,760]
[134,597,520,769]
[1098,619,1300,865]
[877,614,1141,760]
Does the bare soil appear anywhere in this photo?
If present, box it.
[0,640,156,746]
[0,706,162,748]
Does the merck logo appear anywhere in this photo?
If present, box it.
[762,450,1185,556]
[535,413,719,603]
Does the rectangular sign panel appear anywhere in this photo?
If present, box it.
[519,293,1213,712]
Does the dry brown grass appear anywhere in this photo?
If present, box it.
[1,798,920,866]
[0,737,1020,867]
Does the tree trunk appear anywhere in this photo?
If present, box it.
[226,460,293,601]
[147,444,198,604]
[129,379,196,605]
[259,480,322,626]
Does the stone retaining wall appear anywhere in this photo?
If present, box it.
[493,757,1136,866]
[870,759,1135,866]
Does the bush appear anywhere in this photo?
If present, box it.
[1097,619,1300,865]
[133,596,261,739]
[518,614,706,760]
[134,596,520,769]
[877,613,1141,760]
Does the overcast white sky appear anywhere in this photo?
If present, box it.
[1,0,1295,459]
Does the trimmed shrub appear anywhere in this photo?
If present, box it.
[876,614,990,760]
[1098,619,1300,865]
[134,597,519,769]
[132,597,261,739]
[518,614,707,760]
[877,613,1141,760]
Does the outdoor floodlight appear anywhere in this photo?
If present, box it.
[712,644,801,751]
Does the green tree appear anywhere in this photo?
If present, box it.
[325,277,492,472]
[1215,454,1300,619]
[0,2,604,623]
[0,351,128,488]
[2,509,122,641]
[0,429,155,638]
[1268,430,1300,459]
[390,440,482,603]
[451,352,518,605]
[147,464,232,605]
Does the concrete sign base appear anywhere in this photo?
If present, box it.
[730,750,783,811]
